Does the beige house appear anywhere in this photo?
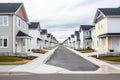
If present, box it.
[0,3,31,53]
[94,7,120,52]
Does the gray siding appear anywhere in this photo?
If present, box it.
[0,15,13,52]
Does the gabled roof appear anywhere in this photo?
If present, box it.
[29,22,40,29]
[16,31,32,38]
[99,7,120,16]
[0,3,22,13]
[40,29,47,34]
[79,25,94,31]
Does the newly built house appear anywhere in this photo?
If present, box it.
[40,29,48,49]
[94,7,120,52]
[29,22,43,49]
[74,31,80,49]
[0,3,31,53]
[79,25,94,49]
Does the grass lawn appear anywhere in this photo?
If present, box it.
[32,49,48,54]
[92,55,120,63]
[0,56,36,65]
[75,48,95,53]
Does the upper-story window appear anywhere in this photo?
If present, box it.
[17,17,26,30]
[0,16,8,26]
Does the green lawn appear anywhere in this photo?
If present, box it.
[101,57,120,62]
[0,56,23,62]
[0,56,36,65]
[75,48,95,53]
[32,49,48,54]
[92,55,120,62]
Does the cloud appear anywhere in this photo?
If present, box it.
[1,0,120,42]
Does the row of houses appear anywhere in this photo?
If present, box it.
[63,7,120,53]
[0,3,58,54]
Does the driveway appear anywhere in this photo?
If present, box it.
[46,46,99,71]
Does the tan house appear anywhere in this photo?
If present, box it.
[94,7,120,52]
[0,3,31,53]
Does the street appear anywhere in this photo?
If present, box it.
[0,73,120,80]
[46,46,99,71]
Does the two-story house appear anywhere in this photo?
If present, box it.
[40,29,48,49]
[46,33,51,48]
[94,7,120,52]
[0,3,31,53]
[74,31,80,49]
[29,22,42,50]
[71,34,75,48]
[79,25,94,49]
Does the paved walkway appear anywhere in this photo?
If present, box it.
[46,46,99,71]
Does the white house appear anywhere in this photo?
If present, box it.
[40,29,48,49]
[29,22,43,50]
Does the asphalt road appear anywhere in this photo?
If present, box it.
[46,46,99,71]
[0,73,120,80]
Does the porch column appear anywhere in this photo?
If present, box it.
[30,39,32,53]
[25,39,28,53]
[106,37,108,52]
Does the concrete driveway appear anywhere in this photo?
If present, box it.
[46,46,99,71]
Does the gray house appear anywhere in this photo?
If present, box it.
[79,25,94,49]
[74,31,80,49]
[0,3,31,53]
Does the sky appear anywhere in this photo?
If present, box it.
[0,0,120,42]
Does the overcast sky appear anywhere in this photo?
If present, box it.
[0,0,120,42]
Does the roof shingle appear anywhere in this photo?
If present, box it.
[0,3,22,13]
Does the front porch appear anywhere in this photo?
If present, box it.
[98,33,120,52]
[16,31,32,53]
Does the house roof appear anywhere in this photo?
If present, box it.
[40,29,47,34]
[71,34,74,38]
[0,3,22,13]
[80,25,94,31]
[29,22,40,29]
[47,33,51,37]
[85,37,92,40]
[16,31,32,38]
[99,7,120,16]
[98,33,120,38]
[37,38,42,41]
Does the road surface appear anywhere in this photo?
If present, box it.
[0,73,120,80]
[46,46,99,71]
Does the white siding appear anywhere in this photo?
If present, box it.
[107,18,120,33]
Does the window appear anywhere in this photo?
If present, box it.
[0,37,8,48]
[0,16,8,26]
[17,17,21,27]
[17,17,26,30]
[86,31,89,36]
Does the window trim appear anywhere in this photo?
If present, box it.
[0,36,8,48]
[0,16,9,26]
